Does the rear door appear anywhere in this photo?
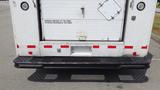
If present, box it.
[40,0,126,41]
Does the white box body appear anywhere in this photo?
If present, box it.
[9,0,157,57]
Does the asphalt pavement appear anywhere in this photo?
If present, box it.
[0,1,160,90]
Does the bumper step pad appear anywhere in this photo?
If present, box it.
[14,54,152,69]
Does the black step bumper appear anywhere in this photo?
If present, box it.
[14,54,152,69]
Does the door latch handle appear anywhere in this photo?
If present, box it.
[32,0,37,8]
[12,1,16,7]
[130,0,134,10]
[81,7,85,18]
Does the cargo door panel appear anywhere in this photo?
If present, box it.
[40,0,126,41]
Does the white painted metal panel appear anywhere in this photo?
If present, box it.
[124,0,157,57]
[40,41,124,57]
[40,0,126,41]
[9,0,40,56]
[9,0,157,57]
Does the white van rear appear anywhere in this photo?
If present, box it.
[9,0,156,69]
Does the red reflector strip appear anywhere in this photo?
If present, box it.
[93,45,100,48]
[28,51,33,55]
[141,46,148,49]
[61,45,69,48]
[17,45,19,48]
[125,46,133,49]
[133,52,137,56]
[44,45,52,48]
[27,45,36,48]
[108,45,116,49]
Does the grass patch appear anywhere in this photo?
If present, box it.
[153,13,160,36]
[157,3,160,8]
